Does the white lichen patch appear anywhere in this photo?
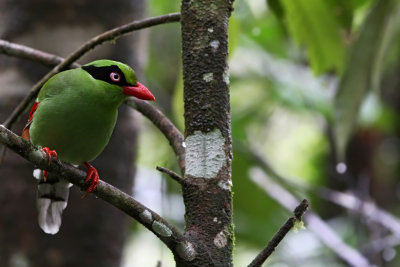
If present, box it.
[33,169,41,180]
[218,180,232,191]
[152,221,172,237]
[203,72,214,83]
[185,129,226,179]
[210,40,220,52]
[139,209,153,224]
[214,230,228,248]
[177,241,196,261]
[223,67,230,85]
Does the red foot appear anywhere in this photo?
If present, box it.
[42,147,57,181]
[83,162,99,193]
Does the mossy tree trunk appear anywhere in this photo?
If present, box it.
[177,0,234,266]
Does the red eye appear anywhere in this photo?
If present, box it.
[110,72,121,82]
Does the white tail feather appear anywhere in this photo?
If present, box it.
[37,199,67,234]
[35,171,71,234]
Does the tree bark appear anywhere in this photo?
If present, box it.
[0,0,145,266]
[177,0,234,265]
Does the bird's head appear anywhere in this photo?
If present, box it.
[82,60,155,102]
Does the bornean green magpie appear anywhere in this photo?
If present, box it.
[21,59,155,234]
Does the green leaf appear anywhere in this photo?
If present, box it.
[267,0,284,19]
[326,0,373,29]
[280,0,345,74]
[333,0,398,161]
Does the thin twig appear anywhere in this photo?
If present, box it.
[156,166,184,184]
[128,99,185,172]
[0,40,80,68]
[248,199,309,267]
[250,168,373,267]
[0,124,186,251]
[2,12,181,129]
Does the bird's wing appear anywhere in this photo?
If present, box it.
[21,69,79,140]
[37,69,75,101]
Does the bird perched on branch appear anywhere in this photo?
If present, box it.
[21,59,155,234]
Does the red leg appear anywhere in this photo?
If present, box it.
[41,147,57,181]
[83,162,99,193]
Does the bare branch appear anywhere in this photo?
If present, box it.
[0,39,80,68]
[250,168,373,267]
[248,199,309,267]
[127,99,185,172]
[0,124,186,251]
[156,166,184,184]
[2,12,181,130]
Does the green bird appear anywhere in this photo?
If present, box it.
[21,59,155,234]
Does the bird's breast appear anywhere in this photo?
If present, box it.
[30,97,118,164]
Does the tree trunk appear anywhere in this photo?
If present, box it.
[177,0,234,265]
[0,0,145,266]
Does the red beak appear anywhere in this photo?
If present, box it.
[123,82,155,101]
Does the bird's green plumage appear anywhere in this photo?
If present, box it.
[27,59,154,235]
[29,60,138,164]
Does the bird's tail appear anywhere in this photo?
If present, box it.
[33,169,72,235]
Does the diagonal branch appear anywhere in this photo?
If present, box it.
[0,40,80,68]
[250,168,373,267]
[2,12,181,130]
[248,199,309,267]
[0,124,186,252]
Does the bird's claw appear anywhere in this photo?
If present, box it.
[82,162,99,198]
[41,147,57,181]
[42,147,58,164]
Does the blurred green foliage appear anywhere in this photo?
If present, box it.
[279,0,345,75]
[334,0,399,161]
[135,0,400,265]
